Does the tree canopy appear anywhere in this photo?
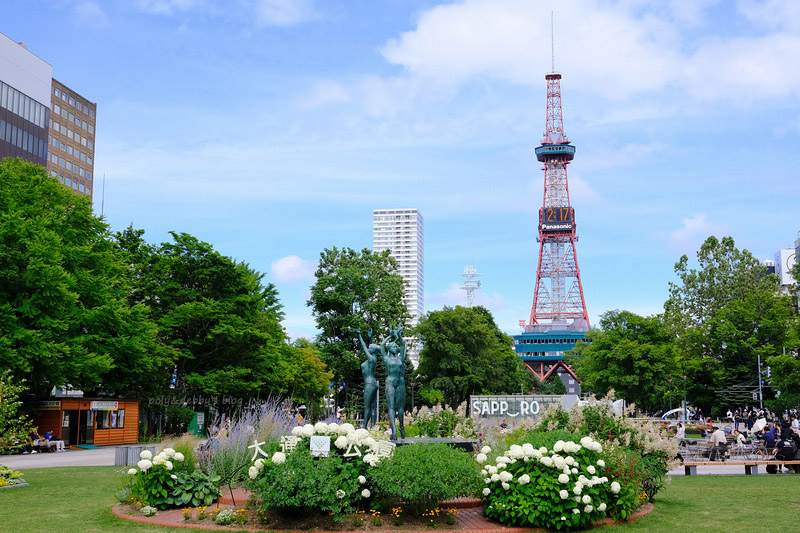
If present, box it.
[307,247,409,409]
[413,306,538,407]
[0,159,166,397]
[568,311,678,413]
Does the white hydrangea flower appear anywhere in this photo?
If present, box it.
[496,456,510,464]
[137,459,152,471]
[539,446,548,454]
[173,452,184,462]
[486,465,498,475]
[587,465,596,475]
[540,457,553,467]
[314,421,329,434]
[521,443,535,457]
[578,475,588,484]
[601,476,609,483]
[518,474,530,485]
[501,482,510,490]
[561,517,567,521]
[565,441,580,453]
[483,487,491,496]
[481,446,491,454]
[127,468,137,475]
[336,489,346,499]
[598,503,607,512]
[553,440,565,452]
[358,475,367,484]
[363,437,377,449]
[484,477,491,484]
[248,466,259,479]
[255,458,265,468]
[564,456,575,466]
[291,426,304,436]
[499,471,513,483]
[480,469,487,476]
[334,435,348,449]
[571,468,578,474]
[563,467,571,476]
[573,509,580,514]
[363,453,379,467]
[139,450,152,460]
[272,451,286,465]
[340,423,355,435]
[508,445,524,459]
[170,474,177,480]
[361,489,371,498]
[153,456,166,466]
[610,481,621,494]
[584,505,593,513]
[476,453,487,464]
[597,460,606,468]
[559,489,569,499]
[165,461,173,471]
[580,436,593,447]
[558,473,570,484]
[162,448,175,457]
[531,449,543,459]
[582,495,591,504]
[327,423,340,433]
[490,473,500,482]
[302,425,315,438]
[573,485,582,495]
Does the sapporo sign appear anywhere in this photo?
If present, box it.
[470,395,564,419]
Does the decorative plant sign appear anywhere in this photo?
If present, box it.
[310,435,331,457]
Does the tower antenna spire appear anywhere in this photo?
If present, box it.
[551,11,555,72]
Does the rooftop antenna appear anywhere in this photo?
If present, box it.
[551,11,555,72]
[460,266,482,308]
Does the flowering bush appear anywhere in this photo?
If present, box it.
[371,443,482,516]
[127,448,220,509]
[481,437,629,530]
[407,403,476,438]
[248,422,388,518]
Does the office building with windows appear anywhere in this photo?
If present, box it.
[46,79,97,198]
[1,32,96,200]
[0,32,51,168]
[373,208,424,327]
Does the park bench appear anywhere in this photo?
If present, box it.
[32,440,56,453]
[682,460,800,476]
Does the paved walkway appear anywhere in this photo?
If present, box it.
[0,446,117,469]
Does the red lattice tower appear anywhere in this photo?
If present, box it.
[525,72,590,332]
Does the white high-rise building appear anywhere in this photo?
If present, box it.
[373,208,424,327]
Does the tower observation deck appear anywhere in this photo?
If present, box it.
[513,70,589,392]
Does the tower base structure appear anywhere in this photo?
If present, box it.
[513,324,586,395]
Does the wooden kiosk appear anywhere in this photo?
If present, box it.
[32,398,139,447]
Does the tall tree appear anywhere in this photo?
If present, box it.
[413,306,537,407]
[307,247,409,408]
[664,236,791,412]
[114,228,289,399]
[0,159,166,397]
[568,311,679,413]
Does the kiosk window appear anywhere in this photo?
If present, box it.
[97,409,125,429]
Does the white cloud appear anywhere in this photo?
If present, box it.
[251,0,317,27]
[299,80,350,109]
[135,0,201,15]
[271,255,316,283]
[665,214,728,256]
[74,1,110,27]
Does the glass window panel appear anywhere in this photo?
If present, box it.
[88,125,94,134]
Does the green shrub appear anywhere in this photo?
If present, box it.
[514,429,581,451]
[0,464,25,486]
[170,469,221,507]
[126,448,220,509]
[481,436,623,530]
[254,448,361,518]
[372,443,482,516]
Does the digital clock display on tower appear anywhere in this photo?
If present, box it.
[540,206,574,233]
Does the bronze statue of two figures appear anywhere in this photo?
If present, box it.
[357,325,406,440]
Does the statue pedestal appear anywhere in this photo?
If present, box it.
[393,437,477,453]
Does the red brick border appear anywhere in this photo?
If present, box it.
[112,502,653,532]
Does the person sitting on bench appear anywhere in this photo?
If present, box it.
[44,429,66,451]
[707,426,728,461]
[758,426,777,458]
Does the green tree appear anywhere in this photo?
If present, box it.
[413,306,537,407]
[307,247,409,409]
[0,159,166,397]
[568,311,679,413]
[664,236,793,411]
[114,228,289,400]
[0,370,35,453]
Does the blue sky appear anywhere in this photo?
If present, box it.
[5,0,799,339]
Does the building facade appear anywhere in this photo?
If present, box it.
[46,79,97,198]
[1,32,96,200]
[0,32,51,168]
[373,208,424,327]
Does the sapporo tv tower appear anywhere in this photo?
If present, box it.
[513,35,589,394]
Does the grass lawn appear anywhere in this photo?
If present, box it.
[0,467,798,531]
